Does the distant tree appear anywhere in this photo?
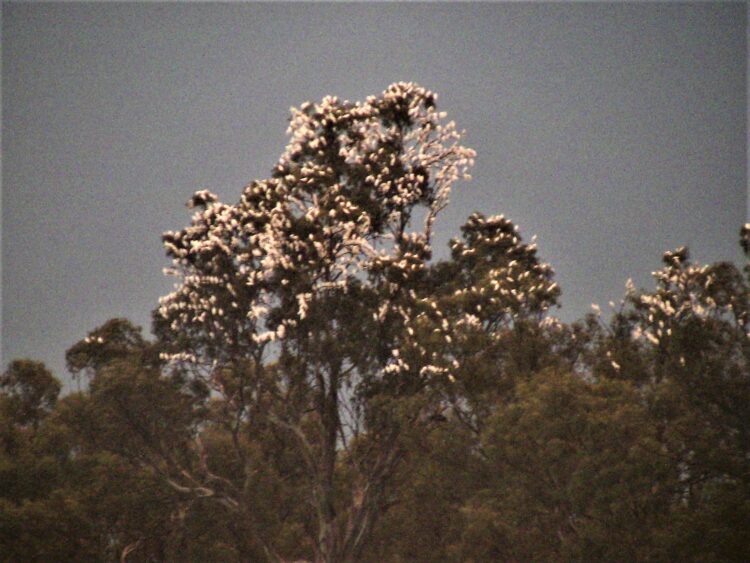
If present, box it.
[65,318,149,380]
[563,232,750,561]
[12,321,266,562]
[611,242,750,560]
[0,360,60,431]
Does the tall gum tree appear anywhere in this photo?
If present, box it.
[155,83,475,561]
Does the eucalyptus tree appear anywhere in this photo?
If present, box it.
[0,360,60,431]
[582,232,750,560]
[425,212,562,434]
[155,82,475,561]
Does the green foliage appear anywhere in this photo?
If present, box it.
[462,370,673,561]
[7,230,749,561]
[3,88,749,560]
[0,360,60,430]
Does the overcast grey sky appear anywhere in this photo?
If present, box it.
[3,2,747,386]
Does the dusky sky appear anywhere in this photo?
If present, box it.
[3,2,747,387]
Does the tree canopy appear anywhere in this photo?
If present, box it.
[2,84,748,562]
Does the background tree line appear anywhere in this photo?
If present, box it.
[2,84,748,562]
